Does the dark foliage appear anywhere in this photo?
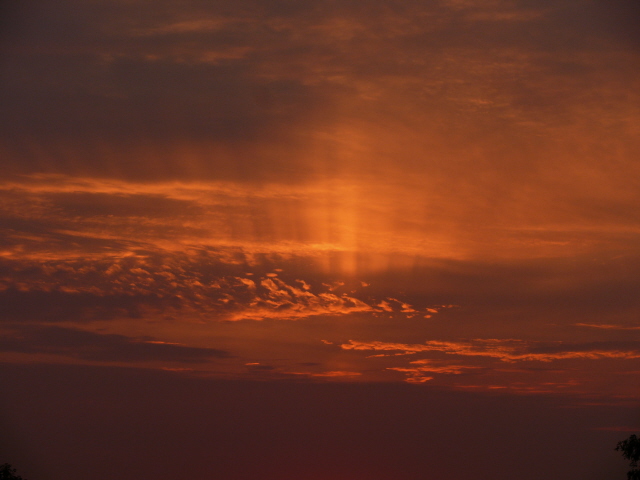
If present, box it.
[616,435,640,480]
[0,464,26,480]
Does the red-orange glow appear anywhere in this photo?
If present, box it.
[2,1,640,477]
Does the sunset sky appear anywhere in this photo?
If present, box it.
[1,1,640,479]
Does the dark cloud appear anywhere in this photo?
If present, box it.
[592,0,640,48]
[366,254,640,320]
[0,218,149,255]
[47,192,204,218]
[0,288,181,323]
[2,0,638,182]
[0,325,230,362]
[0,0,330,181]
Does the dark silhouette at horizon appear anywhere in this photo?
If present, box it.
[617,435,640,480]
[0,464,26,480]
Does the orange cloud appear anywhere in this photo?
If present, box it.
[341,339,640,362]
[573,323,640,331]
[309,371,362,377]
[387,359,479,383]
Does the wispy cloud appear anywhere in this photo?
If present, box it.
[573,323,640,331]
[387,359,480,383]
[341,339,640,362]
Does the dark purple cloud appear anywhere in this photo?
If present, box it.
[0,325,230,362]
[0,288,181,323]
[2,0,638,181]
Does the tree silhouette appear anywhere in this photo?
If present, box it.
[616,435,640,480]
[0,464,26,480]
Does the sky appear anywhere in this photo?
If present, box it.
[1,0,640,479]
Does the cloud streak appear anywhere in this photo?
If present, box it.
[341,338,640,362]
[0,325,230,364]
